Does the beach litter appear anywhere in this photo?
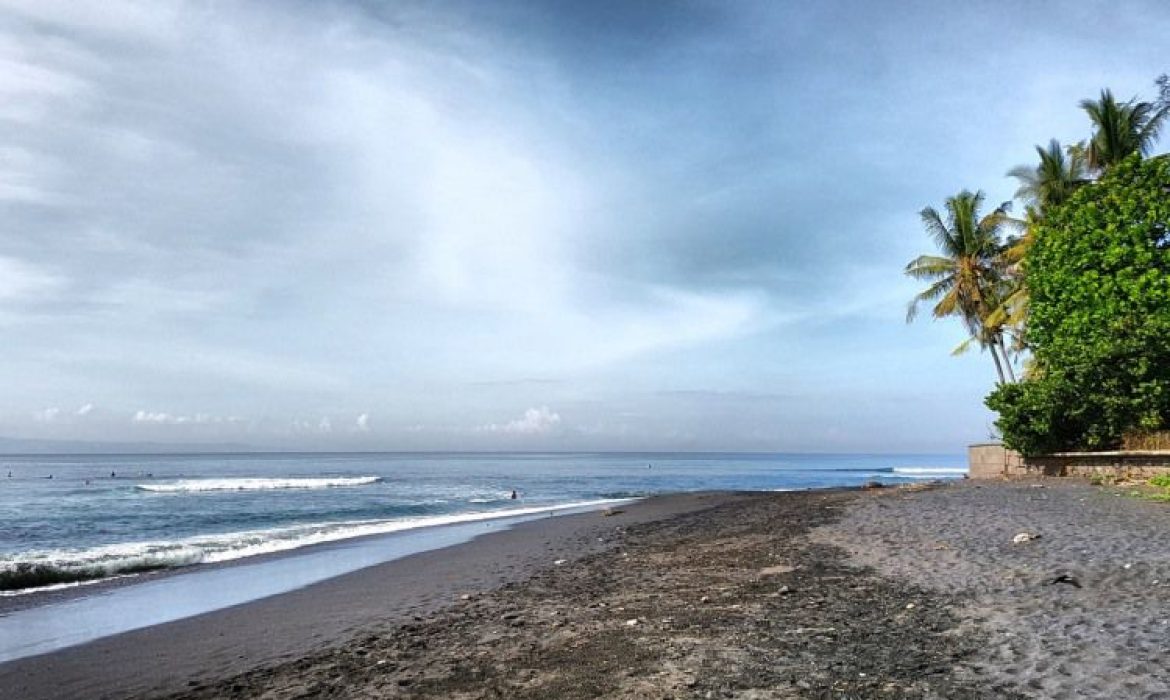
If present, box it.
[1047,573,1082,588]
[1012,532,1041,544]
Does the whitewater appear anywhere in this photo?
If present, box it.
[136,476,382,493]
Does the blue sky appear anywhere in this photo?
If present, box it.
[0,0,1166,451]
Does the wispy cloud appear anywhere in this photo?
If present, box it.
[478,406,563,435]
[0,257,62,301]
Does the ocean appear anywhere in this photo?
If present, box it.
[0,451,963,596]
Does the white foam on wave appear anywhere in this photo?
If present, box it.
[468,491,513,504]
[0,573,140,598]
[136,476,382,493]
[0,498,629,595]
[892,467,967,477]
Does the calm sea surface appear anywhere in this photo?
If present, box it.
[0,452,964,594]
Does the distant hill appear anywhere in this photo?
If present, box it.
[0,436,257,455]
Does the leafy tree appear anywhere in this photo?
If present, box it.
[993,140,1090,353]
[906,191,1015,384]
[986,155,1170,454]
[1079,89,1168,171]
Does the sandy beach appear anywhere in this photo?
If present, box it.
[4,480,1170,699]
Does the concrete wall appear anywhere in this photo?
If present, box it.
[968,444,1170,479]
[968,444,1007,479]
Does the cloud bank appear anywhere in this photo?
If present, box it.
[0,1,1167,451]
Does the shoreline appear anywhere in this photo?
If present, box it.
[0,496,638,616]
[0,490,744,700]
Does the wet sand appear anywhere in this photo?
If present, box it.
[5,480,1170,698]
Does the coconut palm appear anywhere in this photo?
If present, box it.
[1079,89,1169,170]
[905,190,1015,384]
[1006,139,1089,214]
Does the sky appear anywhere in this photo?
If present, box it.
[0,0,1167,452]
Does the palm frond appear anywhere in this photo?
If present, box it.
[904,255,955,279]
[918,206,956,253]
[951,336,977,356]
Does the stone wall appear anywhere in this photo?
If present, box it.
[968,444,1170,479]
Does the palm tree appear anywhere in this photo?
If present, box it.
[1006,139,1088,214]
[1079,89,1169,170]
[906,191,1015,384]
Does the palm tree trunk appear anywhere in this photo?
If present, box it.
[989,343,1007,385]
[997,336,1017,383]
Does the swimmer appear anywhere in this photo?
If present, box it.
[510,489,518,500]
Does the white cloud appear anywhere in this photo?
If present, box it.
[479,406,563,435]
[318,416,332,433]
[76,403,94,416]
[33,406,60,422]
[133,410,242,426]
[355,413,370,432]
[133,410,178,424]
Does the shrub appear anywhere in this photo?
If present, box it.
[987,155,1170,455]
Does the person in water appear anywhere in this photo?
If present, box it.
[510,490,518,500]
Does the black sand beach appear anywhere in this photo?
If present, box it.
[4,480,1170,699]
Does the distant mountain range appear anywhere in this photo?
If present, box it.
[0,436,257,455]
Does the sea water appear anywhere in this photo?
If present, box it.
[0,452,964,595]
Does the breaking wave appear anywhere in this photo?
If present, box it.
[0,498,628,594]
[890,467,967,477]
[136,476,382,493]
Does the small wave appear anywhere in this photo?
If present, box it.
[891,467,967,477]
[0,498,630,593]
[467,490,514,504]
[136,476,382,493]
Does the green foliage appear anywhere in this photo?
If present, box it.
[987,156,1170,454]
[1088,472,1118,486]
[1140,473,1170,502]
